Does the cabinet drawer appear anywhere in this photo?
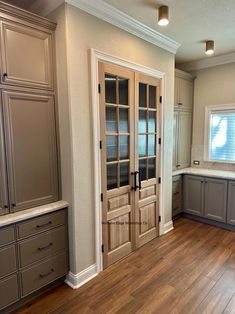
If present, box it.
[0,245,17,279]
[17,210,66,239]
[172,198,182,216]
[20,252,67,297]
[172,176,182,196]
[19,226,67,268]
[0,274,19,310]
[0,225,15,247]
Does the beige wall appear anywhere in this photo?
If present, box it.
[192,62,235,171]
[50,3,175,274]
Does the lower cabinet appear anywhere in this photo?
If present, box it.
[227,181,235,225]
[184,175,228,223]
[172,175,182,217]
[0,208,68,311]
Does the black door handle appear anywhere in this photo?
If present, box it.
[138,170,142,190]
[131,171,142,191]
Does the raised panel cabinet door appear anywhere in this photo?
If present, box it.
[0,96,9,215]
[178,111,192,169]
[204,178,227,222]
[172,111,178,170]
[0,20,53,89]
[227,181,235,225]
[174,76,180,107]
[184,175,204,216]
[179,78,193,110]
[2,90,59,212]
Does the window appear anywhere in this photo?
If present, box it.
[205,105,235,162]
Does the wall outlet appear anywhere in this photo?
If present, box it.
[193,160,200,165]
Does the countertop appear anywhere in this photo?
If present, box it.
[172,167,235,180]
[0,200,69,227]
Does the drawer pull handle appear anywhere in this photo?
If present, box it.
[173,207,179,211]
[39,268,54,278]
[38,242,53,251]
[174,192,179,195]
[36,221,52,228]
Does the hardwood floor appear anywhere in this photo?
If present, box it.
[15,218,235,314]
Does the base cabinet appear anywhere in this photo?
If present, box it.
[0,208,68,312]
[184,175,204,216]
[227,181,235,225]
[172,175,182,217]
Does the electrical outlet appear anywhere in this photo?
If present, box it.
[193,160,200,165]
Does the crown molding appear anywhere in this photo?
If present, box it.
[65,0,180,54]
[177,52,235,72]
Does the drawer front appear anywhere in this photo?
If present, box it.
[19,226,67,267]
[172,198,182,217]
[0,274,19,310]
[17,209,66,239]
[0,225,15,247]
[21,252,68,296]
[0,245,17,279]
[172,176,182,197]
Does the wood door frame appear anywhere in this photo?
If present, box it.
[90,49,166,273]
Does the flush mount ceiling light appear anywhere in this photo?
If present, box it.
[205,40,215,55]
[158,5,169,26]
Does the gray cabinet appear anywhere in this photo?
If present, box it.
[227,181,235,225]
[172,175,182,217]
[204,178,227,222]
[2,91,58,212]
[184,175,204,216]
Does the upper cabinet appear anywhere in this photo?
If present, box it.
[174,69,194,110]
[0,21,53,90]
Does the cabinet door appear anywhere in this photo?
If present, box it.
[204,178,227,222]
[174,76,180,107]
[0,98,9,215]
[179,78,193,110]
[177,111,192,169]
[184,175,204,216]
[0,21,53,90]
[2,90,58,212]
[172,111,178,170]
[227,181,235,225]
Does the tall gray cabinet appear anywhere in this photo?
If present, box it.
[173,69,194,170]
[0,2,58,215]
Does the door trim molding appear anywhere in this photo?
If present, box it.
[91,48,166,273]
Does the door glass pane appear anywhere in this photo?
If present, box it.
[148,134,155,156]
[148,111,156,133]
[119,108,129,133]
[106,136,118,161]
[120,162,129,187]
[149,85,156,108]
[139,159,147,181]
[138,135,147,157]
[107,164,118,190]
[120,136,129,160]
[139,83,147,108]
[105,74,116,104]
[106,107,117,133]
[148,158,156,179]
[119,77,128,105]
[139,110,147,133]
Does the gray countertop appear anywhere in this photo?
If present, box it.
[172,167,235,180]
[0,200,69,227]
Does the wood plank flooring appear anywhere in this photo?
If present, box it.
[15,218,235,314]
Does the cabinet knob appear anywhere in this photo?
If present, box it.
[2,73,7,80]
[4,205,8,209]
[12,203,16,207]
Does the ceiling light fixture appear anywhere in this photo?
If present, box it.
[205,40,215,55]
[158,5,169,26]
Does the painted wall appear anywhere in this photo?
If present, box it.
[50,3,175,275]
[191,62,235,171]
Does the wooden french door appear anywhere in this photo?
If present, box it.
[99,63,161,268]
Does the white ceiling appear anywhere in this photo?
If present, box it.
[3,0,235,64]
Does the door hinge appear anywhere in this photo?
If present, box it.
[159,216,161,222]
[99,140,102,149]
[158,138,161,145]
[158,177,161,184]
[100,193,103,202]
[159,96,162,103]
[98,83,101,94]
[101,244,104,253]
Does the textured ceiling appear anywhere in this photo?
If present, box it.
[3,0,235,64]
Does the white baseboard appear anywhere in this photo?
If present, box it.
[163,220,174,234]
[65,263,97,289]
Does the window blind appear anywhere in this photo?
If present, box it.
[209,110,235,162]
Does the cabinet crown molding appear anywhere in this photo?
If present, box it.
[0,1,56,31]
[66,0,180,54]
[175,68,194,81]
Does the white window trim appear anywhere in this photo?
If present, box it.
[204,103,235,163]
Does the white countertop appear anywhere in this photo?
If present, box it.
[172,167,235,180]
[0,200,69,227]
